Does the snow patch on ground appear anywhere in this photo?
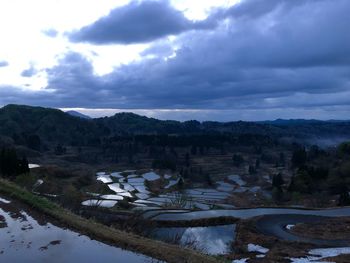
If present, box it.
[29,164,40,169]
[309,247,350,258]
[289,257,334,263]
[0,197,11,204]
[286,224,295,230]
[289,247,350,263]
[232,258,249,263]
[248,244,269,254]
[33,179,44,188]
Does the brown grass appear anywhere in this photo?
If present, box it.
[291,217,350,240]
[154,216,239,228]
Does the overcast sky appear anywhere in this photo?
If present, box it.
[0,0,349,121]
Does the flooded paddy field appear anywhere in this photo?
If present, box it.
[83,170,259,213]
[151,224,236,255]
[0,195,158,263]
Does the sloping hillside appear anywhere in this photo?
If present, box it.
[1,104,350,149]
[0,105,100,148]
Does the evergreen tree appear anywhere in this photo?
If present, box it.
[279,152,285,166]
[190,145,197,155]
[205,173,213,186]
[272,173,285,188]
[232,154,244,167]
[248,165,256,175]
[338,189,350,206]
[0,148,29,178]
[288,169,313,193]
[19,157,30,174]
[185,153,190,167]
[292,147,307,168]
[272,186,284,203]
[255,159,260,169]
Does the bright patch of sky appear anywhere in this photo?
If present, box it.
[61,106,350,121]
[0,0,238,90]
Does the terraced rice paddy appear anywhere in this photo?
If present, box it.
[82,170,256,213]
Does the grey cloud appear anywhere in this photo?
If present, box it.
[140,41,175,57]
[42,28,58,38]
[220,0,311,19]
[44,0,350,109]
[0,61,9,67]
[0,85,54,107]
[210,0,350,68]
[45,52,104,101]
[21,65,38,77]
[68,0,216,45]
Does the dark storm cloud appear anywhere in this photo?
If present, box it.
[68,0,216,45]
[43,0,350,109]
[0,60,9,67]
[3,0,350,121]
[214,0,350,68]
[0,85,52,107]
[45,52,104,103]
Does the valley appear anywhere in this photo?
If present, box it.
[1,105,350,262]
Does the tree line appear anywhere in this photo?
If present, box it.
[0,148,29,177]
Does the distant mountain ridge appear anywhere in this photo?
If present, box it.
[66,110,92,119]
[0,104,350,148]
[259,119,350,125]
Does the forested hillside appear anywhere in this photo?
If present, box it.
[1,104,350,151]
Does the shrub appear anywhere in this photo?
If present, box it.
[232,154,244,167]
[152,158,176,171]
[338,142,350,156]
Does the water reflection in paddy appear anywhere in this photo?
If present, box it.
[142,172,160,181]
[96,173,113,184]
[84,170,259,212]
[81,199,118,208]
[152,224,236,255]
[228,175,246,186]
[0,196,157,263]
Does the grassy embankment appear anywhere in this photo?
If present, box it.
[154,217,239,227]
[0,178,225,263]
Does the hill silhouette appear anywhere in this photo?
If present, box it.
[1,104,350,150]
